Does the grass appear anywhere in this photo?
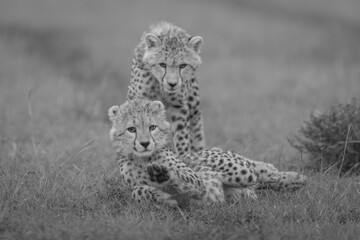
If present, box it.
[1,0,360,239]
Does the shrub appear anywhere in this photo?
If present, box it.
[289,99,360,176]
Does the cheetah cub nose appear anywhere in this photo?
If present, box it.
[140,141,150,148]
[168,82,177,88]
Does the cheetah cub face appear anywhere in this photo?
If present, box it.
[108,99,170,157]
[142,24,203,93]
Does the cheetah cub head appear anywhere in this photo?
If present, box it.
[142,22,203,93]
[108,99,170,157]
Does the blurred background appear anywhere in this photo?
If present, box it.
[0,0,359,170]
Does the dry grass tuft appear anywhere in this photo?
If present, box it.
[289,99,360,176]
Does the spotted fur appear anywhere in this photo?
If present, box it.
[184,147,307,201]
[127,22,206,157]
[184,148,260,201]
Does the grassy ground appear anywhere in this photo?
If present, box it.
[1,0,360,239]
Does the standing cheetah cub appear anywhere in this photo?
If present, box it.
[127,21,205,156]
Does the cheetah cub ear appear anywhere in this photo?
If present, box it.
[149,100,165,115]
[108,105,121,123]
[145,33,162,49]
[188,36,203,53]
[149,101,170,131]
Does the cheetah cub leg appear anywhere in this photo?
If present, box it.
[219,164,258,189]
[147,162,206,202]
[195,166,225,203]
[219,161,259,201]
[147,163,171,186]
[129,164,178,207]
[257,171,307,191]
[131,185,178,207]
[224,187,258,202]
[147,163,193,209]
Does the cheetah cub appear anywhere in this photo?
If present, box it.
[108,99,262,205]
[108,99,307,206]
[127,21,206,156]
[108,99,207,207]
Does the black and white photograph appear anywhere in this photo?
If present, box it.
[0,0,359,239]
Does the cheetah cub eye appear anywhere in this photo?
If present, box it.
[179,64,187,69]
[127,127,137,133]
[149,125,157,131]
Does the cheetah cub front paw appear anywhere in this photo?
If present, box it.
[147,163,171,184]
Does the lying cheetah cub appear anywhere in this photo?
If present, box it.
[108,99,259,206]
[108,99,307,206]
